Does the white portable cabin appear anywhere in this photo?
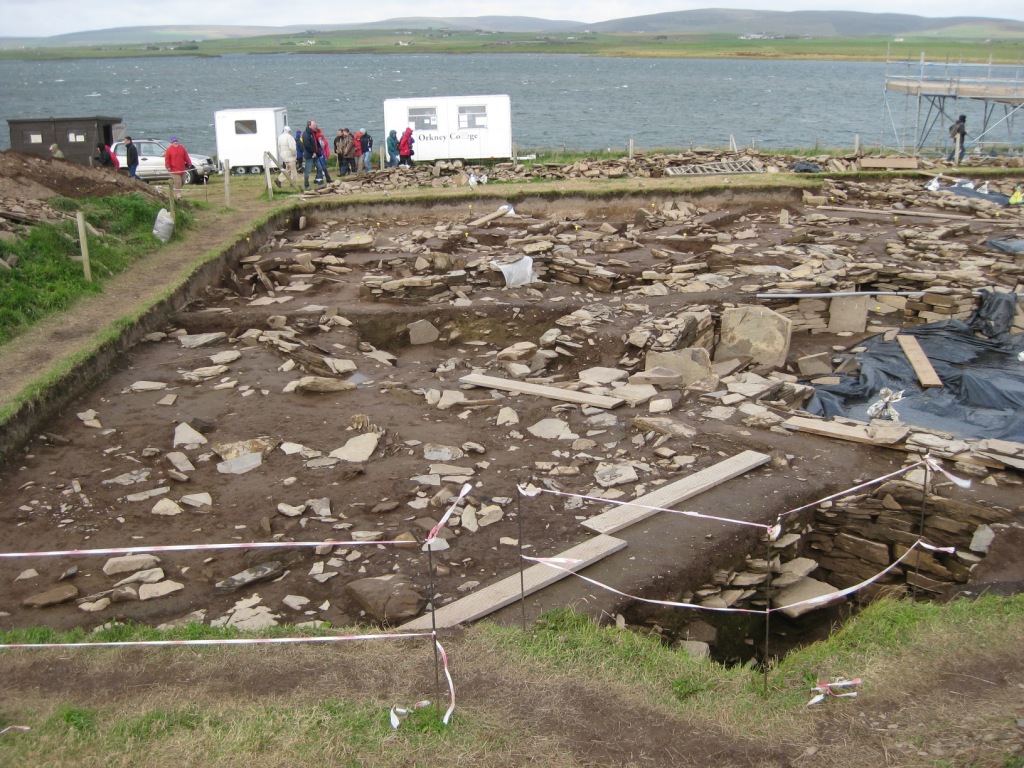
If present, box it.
[383,94,512,162]
[214,107,289,174]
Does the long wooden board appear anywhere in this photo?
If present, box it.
[400,534,627,630]
[896,335,943,388]
[783,416,908,446]
[581,450,771,536]
[459,373,624,409]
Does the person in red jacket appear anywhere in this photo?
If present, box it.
[398,127,415,167]
[164,136,192,192]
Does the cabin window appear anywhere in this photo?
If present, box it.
[234,120,258,135]
[458,106,487,130]
[408,108,437,131]
[22,131,43,144]
[67,132,86,143]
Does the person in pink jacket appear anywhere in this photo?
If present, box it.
[164,136,192,191]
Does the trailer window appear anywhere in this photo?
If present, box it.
[458,106,487,130]
[22,131,43,144]
[234,120,258,135]
[66,132,86,143]
[408,108,437,131]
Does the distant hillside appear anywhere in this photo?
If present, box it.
[585,9,1024,36]
[1,10,1022,49]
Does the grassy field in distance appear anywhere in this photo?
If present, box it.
[2,30,1024,62]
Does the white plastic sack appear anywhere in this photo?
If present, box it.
[152,208,175,243]
[498,256,536,287]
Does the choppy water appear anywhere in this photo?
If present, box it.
[0,53,1006,155]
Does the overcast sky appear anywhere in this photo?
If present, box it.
[2,0,1023,38]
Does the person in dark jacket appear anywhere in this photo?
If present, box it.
[360,129,374,172]
[95,142,114,167]
[947,114,967,164]
[294,130,304,174]
[301,121,321,189]
[124,136,140,178]
[386,130,399,167]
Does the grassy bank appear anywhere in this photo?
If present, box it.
[1,597,1021,766]
[0,194,193,346]
[3,31,1024,63]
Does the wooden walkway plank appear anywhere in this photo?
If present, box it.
[581,450,771,536]
[400,534,627,630]
[459,373,624,409]
[896,335,943,388]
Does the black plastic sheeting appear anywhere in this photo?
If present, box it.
[944,186,1012,206]
[806,292,1024,442]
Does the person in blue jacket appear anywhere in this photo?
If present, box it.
[301,120,322,189]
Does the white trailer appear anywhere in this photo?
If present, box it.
[214,107,289,174]
[383,94,512,163]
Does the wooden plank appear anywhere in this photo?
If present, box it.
[459,373,624,409]
[783,416,912,446]
[581,450,771,535]
[400,534,627,630]
[858,156,919,170]
[896,335,943,388]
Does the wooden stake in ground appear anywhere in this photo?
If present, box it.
[166,185,176,222]
[75,211,92,283]
[896,335,943,388]
[223,159,231,209]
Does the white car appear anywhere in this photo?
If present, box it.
[111,139,218,184]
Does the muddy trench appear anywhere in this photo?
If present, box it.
[2,186,1021,643]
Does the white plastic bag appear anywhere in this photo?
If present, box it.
[152,208,174,243]
[498,256,536,287]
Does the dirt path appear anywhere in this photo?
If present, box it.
[0,186,272,418]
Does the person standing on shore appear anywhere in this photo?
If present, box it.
[164,136,192,192]
[333,129,345,175]
[398,127,415,167]
[360,129,374,172]
[94,142,115,167]
[386,129,399,167]
[338,128,356,176]
[124,136,140,179]
[314,124,332,184]
[276,125,297,187]
[301,121,321,189]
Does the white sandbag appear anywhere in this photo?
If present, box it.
[152,208,175,243]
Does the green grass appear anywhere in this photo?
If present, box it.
[0,193,193,345]
[3,31,1024,62]
[1,596,1022,766]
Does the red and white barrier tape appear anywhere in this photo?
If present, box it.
[427,483,472,543]
[0,632,456,726]
[808,677,862,706]
[524,540,955,616]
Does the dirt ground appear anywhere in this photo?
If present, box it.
[1,157,1022,648]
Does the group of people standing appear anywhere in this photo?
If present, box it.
[275,122,417,189]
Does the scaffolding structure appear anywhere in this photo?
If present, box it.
[882,53,1024,156]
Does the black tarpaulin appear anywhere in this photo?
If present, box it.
[806,292,1024,441]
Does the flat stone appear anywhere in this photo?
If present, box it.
[216,452,263,475]
[630,367,684,386]
[151,497,183,516]
[131,380,168,392]
[496,407,519,425]
[423,444,464,461]
[677,640,710,658]
[138,585,184,606]
[594,463,639,488]
[578,366,628,386]
[797,353,833,376]
[408,319,441,345]
[114,568,165,587]
[209,350,242,365]
[173,422,207,448]
[528,418,578,440]
[970,524,996,554]
[772,577,841,619]
[346,574,425,623]
[436,390,467,410]
[23,584,78,608]
[329,432,380,462]
[827,295,871,334]
[165,451,195,472]
[610,383,658,406]
[294,376,356,394]
[496,342,538,361]
[715,306,792,369]
[215,562,285,593]
[79,598,111,612]
[180,492,212,508]
[103,554,160,576]
[646,348,713,386]
[283,595,310,611]
[179,332,227,349]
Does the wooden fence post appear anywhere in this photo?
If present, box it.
[75,211,92,283]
